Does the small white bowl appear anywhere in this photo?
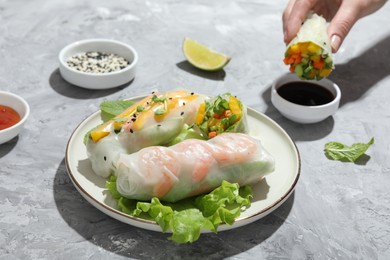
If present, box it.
[0,91,30,144]
[59,39,138,89]
[271,73,341,124]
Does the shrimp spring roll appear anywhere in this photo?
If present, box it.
[283,13,334,80]
[115,133,275,203]
[195,93,248,139]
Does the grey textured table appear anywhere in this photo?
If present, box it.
[1,1,390,259]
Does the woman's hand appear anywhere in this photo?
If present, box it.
[282,0,387,52]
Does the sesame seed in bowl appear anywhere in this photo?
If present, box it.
[59,39,138,90]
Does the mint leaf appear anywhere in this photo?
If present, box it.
[324,138,374,162]
[100,100,134,119]
[84,100,134,144]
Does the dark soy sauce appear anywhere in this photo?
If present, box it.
[277,81,335,106]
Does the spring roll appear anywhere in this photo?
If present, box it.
[117,90,206,153]
[115,133,275,203]
[87,90,206,146]
[283,13,334,80]
[195,93,248,139]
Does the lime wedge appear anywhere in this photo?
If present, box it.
[182,37,231,71]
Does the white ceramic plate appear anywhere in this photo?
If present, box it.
[65,97,300,232]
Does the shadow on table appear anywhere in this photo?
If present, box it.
[48,68,132,99]
[330,34,390,107]
[54,158,294,259]
[176,61,226,81]
[261,34,390,142]
[0,136,18,159]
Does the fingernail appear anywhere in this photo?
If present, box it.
[331,34,341,53]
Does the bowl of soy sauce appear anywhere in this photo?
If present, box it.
[271,73,341,124]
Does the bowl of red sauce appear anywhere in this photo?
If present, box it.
[271,73,341,124]
[0,91,30,144]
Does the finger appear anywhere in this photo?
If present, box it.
[327,4,360,52]
[282,0,296,43]
[284,0,318,44]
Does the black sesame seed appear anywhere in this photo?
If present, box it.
[104,156,107,161]
[180,111,184,116]
[130,129,133,133]
[66,51,129,74]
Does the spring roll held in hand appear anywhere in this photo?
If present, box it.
[115,133,275,203]
[284,13,334,80]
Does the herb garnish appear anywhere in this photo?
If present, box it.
[100,99,134,119]
[324,138,374,162]
[152,95,167,103]
[155,109,167,115]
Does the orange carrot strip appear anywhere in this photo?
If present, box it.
[213,113,221,119]
[208,131,217,139]
[293,55,302,64]
[284,56,295,65]
[313,60,324,70]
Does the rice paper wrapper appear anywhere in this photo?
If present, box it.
[232,101,248,133]
[287,13,332,55]
[115,133,275,202]
[217,93,249,134]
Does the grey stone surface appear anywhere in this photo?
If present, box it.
[1,0,390,259]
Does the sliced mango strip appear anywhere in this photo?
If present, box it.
[228,95,242,122]
[132,91,200,131]
[90,94,156,142]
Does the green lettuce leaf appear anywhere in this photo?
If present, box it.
[324,137,374,162]
[165,124,206,146]
[106,178,253,243]
[195,181,252,226]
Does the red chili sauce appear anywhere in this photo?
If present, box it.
[0,105,21,130]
